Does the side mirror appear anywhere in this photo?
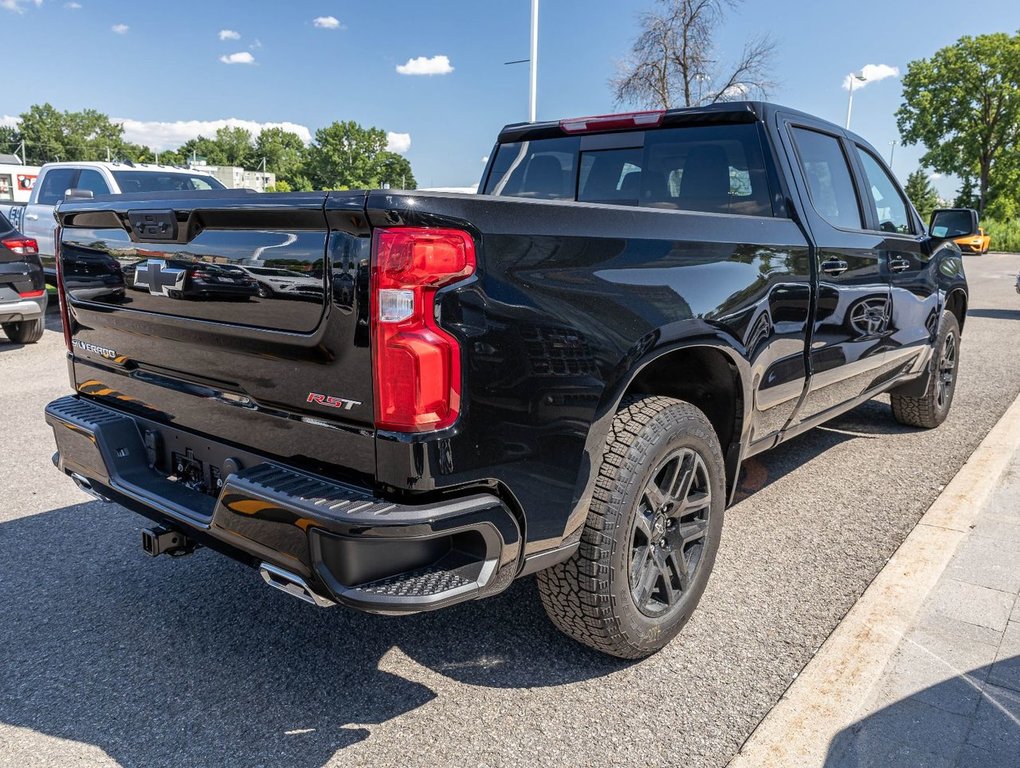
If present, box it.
[929,208,979,240]
[63,188,94,202]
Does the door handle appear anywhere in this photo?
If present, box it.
[889,257,911,273]
[25,214,38,220]
[820,258,848,276]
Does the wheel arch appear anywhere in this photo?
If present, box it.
[600,337,751,502]
[945,288,967,334]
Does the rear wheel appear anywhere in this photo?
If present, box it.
[890,310,960,428]
[2,318,44,344]
[536,396,725,659]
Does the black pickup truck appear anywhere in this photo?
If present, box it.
[45,102,975,658]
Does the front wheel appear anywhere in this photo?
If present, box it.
[536,396,725,659]
[2,318,44,344]
[890,310,960,428]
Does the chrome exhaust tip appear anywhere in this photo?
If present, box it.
[259,563,336,608]
[69,472,112,503]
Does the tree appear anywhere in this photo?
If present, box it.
[904,169,940,222]
[16,103,141,163]
[0,125,21,157]
[377,151,417,189]
[896,32,1020,215]
[254,127,308,188]
[305,121,392,189]
[612,0,776,109]
[213,126,255,167]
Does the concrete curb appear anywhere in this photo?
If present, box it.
[729,391,1020,767]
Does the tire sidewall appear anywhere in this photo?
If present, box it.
[930,310,961,421]
[606,407,726,652]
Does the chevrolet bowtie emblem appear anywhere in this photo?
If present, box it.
[135,259,185,296]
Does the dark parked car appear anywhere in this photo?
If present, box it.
[0,210,46,343]
[45,103,976,658]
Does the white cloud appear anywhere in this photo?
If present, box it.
[929,172,944,180]
[114,118,313,151]
[396,55,453,76]
[385,132,411,154]
[220,51,255,65]
[842,64,900,90]
[218,29,240,41]
[1,115,19,129]
[65,2,82,9]
[111,23,129,34]
[249,38,262,50]
[717,83,750,100]
[1,0,42,14]
[313,15,341,29]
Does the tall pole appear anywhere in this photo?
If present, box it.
[845,78,856,129]
[529,0,539,123]
[888,140,897,166]
[845,72,867,129]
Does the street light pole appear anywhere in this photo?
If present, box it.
[529,0,539,123]
[845,72,867,129]
[888,140,897,167]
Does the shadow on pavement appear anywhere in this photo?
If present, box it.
[824,659,1020,767]
[966,308,1020,321]
[735,400,910,502]
[0,500,623,767]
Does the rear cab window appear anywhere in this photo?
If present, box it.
[484,123,774,216]
[36,168,79,206]
[112,171,224,193]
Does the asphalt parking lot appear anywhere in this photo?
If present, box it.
[2,253,1020,768]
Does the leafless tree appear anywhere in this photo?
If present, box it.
[611,0,777,109]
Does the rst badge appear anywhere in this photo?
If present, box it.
[307,392,362,411]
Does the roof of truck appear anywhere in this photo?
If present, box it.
[497,101,853,144]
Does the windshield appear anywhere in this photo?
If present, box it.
[112,170,225,193]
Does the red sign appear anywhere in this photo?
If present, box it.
[17,174,36,191]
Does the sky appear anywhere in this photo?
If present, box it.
[2,0,1019,195]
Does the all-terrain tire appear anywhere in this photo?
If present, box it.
[536,395,726,659]
[2,318,44,344]
[890,310,960,429]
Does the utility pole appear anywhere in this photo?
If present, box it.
[529,0,539,122]
[17,140,26,165]
[888,140,897,167]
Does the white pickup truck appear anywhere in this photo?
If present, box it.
[3,162,225,281]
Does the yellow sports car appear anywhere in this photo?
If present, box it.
[954,227,991,254]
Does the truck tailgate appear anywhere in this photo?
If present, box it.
[56,190,376,481]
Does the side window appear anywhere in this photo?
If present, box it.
[75,169,112,197]
[35,168,79,206]
[854,147,912,235]
[790,127,862,230]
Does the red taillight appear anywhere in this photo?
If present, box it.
[54,227,72,352]
[18,289,45,299]
[559,110,665,134]
[1,237,39,256]
[370,228,476,432]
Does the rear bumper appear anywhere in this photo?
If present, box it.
[0,295,46,323]
[45,395,521,614]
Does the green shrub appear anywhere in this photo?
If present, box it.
[981,219,1020,253]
